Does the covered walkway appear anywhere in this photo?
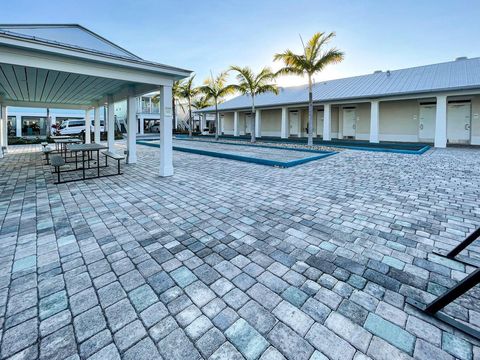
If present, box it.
[0,24,191,176]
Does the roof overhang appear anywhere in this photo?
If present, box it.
[196,87,480,113]
[0,31,192,109]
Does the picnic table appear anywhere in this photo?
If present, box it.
[66,143,108,180]
[53,138,82,158]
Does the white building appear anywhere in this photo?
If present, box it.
[199,57,480,147]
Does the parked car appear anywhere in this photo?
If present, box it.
[149,121,160,133]
[59,119,104,135]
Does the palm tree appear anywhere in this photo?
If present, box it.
[229,66,278,143]
[152,80,184,130]
[274,32,344,145]
[192,96,213,132]
[178,75,199,137]
[199,71,235,140]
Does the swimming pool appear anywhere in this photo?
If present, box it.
[190,135,430,155]
[137,139,337,168]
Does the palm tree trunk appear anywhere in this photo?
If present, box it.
[308,75,313,146]
[188,98,192,138]
[215,102,219,141]
[251,101,256,143]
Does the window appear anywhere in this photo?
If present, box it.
[7,116,16,136]
[22,117,47,137]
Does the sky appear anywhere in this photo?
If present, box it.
[2,0,480,88]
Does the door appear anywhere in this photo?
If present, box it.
[289,111,299,136]
[418,105,436,141]
[447,103,471,143]
[245,114,253,134]
[316,110,323,137]
[342,108,356,137]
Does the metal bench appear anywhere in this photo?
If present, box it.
[42,146,53,164]
[102,151,125,175]
[50,155,66,184]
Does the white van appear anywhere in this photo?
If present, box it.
[59,119,104,135]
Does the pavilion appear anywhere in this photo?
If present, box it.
[0,24,191,175]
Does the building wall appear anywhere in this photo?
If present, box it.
[471,95,480,145]
[379,100,419,142]
[223,113,234,134]
[260,109,282,137]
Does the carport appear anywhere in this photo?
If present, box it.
[0,24,191,176]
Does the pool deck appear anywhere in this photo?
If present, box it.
[0,143,479,359]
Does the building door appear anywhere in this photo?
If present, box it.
[447,103,471,144]
[316,110,323,137]
[289,111,299,136]
[245,114,253,134]
[342,108,356,137]
[418,105,436,141]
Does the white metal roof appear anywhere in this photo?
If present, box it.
[0,24,191,108]
[202,57,480,112]
[0,24,140,60]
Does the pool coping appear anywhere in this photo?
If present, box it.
[185,135,430,155]
[136,139,337,168]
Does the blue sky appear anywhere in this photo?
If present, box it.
[2,0,479,87]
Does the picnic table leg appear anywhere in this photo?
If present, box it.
[75,152,78,170]
[97,150,100,177]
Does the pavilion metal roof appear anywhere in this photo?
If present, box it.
[0,24,140,60]
[201,57,480,112]
[0,24,191,108]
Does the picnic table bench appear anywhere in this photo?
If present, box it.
[102,151,125,175]
[51,155,66,184]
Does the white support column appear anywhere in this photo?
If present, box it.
[107,99,115,152]
[0,104,5,157]
[435,95,447,148]
[159,85,174,176]
[84,109,91,144]
[94,107,101,143]
[2,106,8,152]
[220,114,225,134]
[323,104,331,141]
[127,95,137,163]
[281,107,288,138]
[139,117,144,135]
[200,114,206,132]
[255,109,262,138]
[233,111,239,137]
[16,116,21,137]
[369,100,380,143]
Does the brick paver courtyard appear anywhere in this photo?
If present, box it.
[0,143,479,360]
